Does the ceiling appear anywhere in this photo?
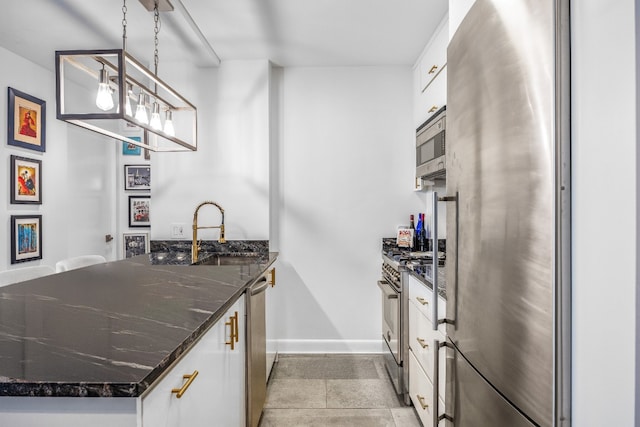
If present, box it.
[0,0,448,70]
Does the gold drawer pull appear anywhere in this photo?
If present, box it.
[428,105,439,113]
[416,394,429,410]
[171,370,199,398]
[416,297,429,306]
[416,337,429,349]
[225,311,239,350]
[428,65,438,74]
[269,268,276,287]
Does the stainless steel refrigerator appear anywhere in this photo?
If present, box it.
[442,0,571,425]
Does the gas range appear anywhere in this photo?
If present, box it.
[383,250,445,269]
[381,249,445,291]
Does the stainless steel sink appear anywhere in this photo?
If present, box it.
[197,254,263,266]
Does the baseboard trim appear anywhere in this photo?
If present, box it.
[275,339,385,354]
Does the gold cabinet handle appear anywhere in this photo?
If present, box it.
[416,394,429,410]
[428,105,439,113]
[428,65,438,74]
[233,311,239,343]
[171,370,199,398]
[416,337,429,349]
[416,297,429,306]
[225,311,239,350]
[268,268,276,287]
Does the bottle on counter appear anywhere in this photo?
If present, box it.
[409,215,416,249]
[424,214,431,252]
[416,213,424,252]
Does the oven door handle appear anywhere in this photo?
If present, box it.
[378,280,399,299]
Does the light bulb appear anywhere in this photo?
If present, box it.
[163,110,175,136]
[125,84,133,116]
[95,68,114,111]
[149,102,162,130]
[135,93,149,124]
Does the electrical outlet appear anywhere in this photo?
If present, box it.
[171,223,187,239]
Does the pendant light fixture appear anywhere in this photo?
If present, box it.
[163,110,175,136]
[55,0,197,152]
[95,65,114,111]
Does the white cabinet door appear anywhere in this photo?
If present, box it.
[419,23,449,92]
[208,295,246,427]
[408,274,446,335]
[413,17,449,127]
[409,350,445,427]
[142,295,245,427]
[415,69,448,128]
[409,301,446,399]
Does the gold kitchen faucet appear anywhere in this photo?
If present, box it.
[192,201,225,263]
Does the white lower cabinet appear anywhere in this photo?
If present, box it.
[142,294,246,427]
[409,301,446,399]
[407,274,447,426]
[409,351,445,427]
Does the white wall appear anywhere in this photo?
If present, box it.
[152,60,270,241]
[273,66,423,352]
[0,46,116,271]
[572,0,637,425]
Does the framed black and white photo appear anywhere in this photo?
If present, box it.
[11,215,43,264]
[123,232,149,258]
[10,155,42,204]
[124,165,151,190]
[128,195,150,227]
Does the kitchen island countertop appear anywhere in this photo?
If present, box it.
[0,251,277,398]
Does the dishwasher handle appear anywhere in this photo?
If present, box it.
[250,277,269,295]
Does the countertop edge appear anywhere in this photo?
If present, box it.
[0,253,279,398]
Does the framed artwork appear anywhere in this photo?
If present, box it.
[128,195,150,227]
[8,87,46,152]
[11,215,43,264]
[124,164,151,190]
[123,232,149,258]
[10,155,42,204]
[122,136,142,155]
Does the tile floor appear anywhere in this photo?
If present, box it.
[259,354,422,427]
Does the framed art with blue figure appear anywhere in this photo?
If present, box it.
[10,155,42,204]
[11,215,43,264]
[8,87,46,152]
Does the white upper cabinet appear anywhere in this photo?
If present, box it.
[419,21,449,92]
[413,14,449,128]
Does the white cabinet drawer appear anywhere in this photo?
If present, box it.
[409,302,446,399]
[419,17,449,91]
[409,351,445,427]
[415,69,447,128]
[408,274,446,334]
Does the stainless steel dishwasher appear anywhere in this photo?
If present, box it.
[246,268,275,427]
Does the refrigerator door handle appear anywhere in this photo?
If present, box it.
[432,192,456,331]
[434,339,454,425]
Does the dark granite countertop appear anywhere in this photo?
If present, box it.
[381,237,447,299]
[0,249,277,398]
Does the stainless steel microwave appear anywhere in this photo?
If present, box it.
[416,106,446,179]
